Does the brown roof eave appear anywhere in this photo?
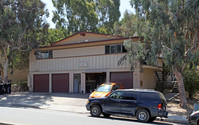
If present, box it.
[39,36,140,49]
[50,31,125,46]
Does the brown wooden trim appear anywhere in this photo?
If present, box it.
[36,53,127,61]
[51,37,138,47]
[38,40,128,51]
[38,37,139,51]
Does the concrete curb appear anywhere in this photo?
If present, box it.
[156,117,188,124]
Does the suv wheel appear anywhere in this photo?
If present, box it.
[90,105,101,117]
[136,109,150,122]
[103,113,110,118]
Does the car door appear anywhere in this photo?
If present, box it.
[120,91,138,115]
[103,91,123,113]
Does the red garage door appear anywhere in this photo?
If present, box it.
[52,73,69,93]
[110,72,133,89]
[33,74,49,92]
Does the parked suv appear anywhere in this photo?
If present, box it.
[86,89,168,122]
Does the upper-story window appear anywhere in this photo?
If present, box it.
[105,44,127,54]
[35,50,53,59]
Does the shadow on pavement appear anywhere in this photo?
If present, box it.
[0,92,53,108]
[50,93,89,99]
[0,123,14,125]
[0,92,89,109]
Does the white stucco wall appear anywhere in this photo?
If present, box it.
[140,69,157,89]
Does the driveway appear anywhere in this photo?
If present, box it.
[0,92,89,113]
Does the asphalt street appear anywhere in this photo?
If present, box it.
[0,107,183,125]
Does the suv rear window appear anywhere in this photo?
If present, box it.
[123,92,137,100]
[140,92,158,101]
[158,92,167,104]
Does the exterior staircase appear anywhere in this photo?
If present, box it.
[155,71,163,82]
[172,82,179,93]
[155,71,164,92]
[155,71,179,93]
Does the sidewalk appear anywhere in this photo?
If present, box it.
[0,92,188,124]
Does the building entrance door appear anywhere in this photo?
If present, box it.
[73,74,81,93]
[86,73,106,93]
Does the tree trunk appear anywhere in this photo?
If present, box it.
[173,69,187,108]
[3,56,8,84]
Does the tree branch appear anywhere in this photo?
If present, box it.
[17,25,28,45]
[185,28,199,56]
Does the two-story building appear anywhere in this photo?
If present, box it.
[28,32,162,93]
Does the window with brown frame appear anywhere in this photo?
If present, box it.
[35,50,53,59]
[105,44,127,54]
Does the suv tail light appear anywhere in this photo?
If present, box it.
[158,104,162,110]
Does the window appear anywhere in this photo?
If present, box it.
[96,85,112,92]
[123,92,137,100]
[140,92,158,101]
[105,44,127,54]
[117,45,122,53]
[110,91,123,99]
[158,92,167,104]
[110,45,116,53]
[35,50,53,59]
[105,46,110,54]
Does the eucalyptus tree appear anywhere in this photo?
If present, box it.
[52,0,98,34]
[52,0,120,34]
[47,28,68,44]
[95,0,120,34]
[114,11,138,36]
[0,0,49,83]
[123,0,199,108]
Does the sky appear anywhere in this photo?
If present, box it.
[41,0,134,28]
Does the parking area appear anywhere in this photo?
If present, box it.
[0,92,89,113]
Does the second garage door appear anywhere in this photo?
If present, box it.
[110,72,133,89]
[52,73,69,93]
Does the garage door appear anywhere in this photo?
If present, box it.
[110,72,133,89]
[33,74,49,92]
[52,73,69,93]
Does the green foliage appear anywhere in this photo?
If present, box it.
[183,69,199,99]
[129,0,199,71]
[47,28,68,44]
[10,51,29,70]
[114,11,138,36]
[0,0,49,49]
[95,0,121,34]
[11,80,29,92]
[52,0,98,33]
[0,0,49,82]
[121,0,199,107]
[11,80,27,86]
[52,0,120,34]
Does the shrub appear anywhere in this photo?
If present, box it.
[11,81,28,92]
[183,69,199,99]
